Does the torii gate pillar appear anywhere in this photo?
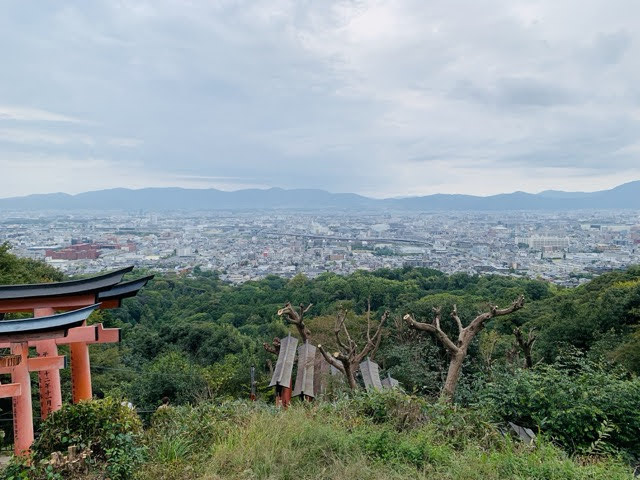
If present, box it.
[11,343,33,456]
[70,340,92,402]
[34,307,63,418]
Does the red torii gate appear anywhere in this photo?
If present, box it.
[0,267,152,455]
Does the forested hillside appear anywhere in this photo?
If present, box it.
[1,245,639,478]
[0,243,63,285]
[94,265,640,399]
[87,262,639,456]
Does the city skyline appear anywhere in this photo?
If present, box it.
[3,208,639,288]
[1,1,639,199]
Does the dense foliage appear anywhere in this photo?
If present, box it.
[3,398,144,480]
[92,266,640,407]
[0,242,63,285]
[477,353,640,456]
[96,267,556,404]
[0,248,639,475]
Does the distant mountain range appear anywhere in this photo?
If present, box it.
[1,181,639,212]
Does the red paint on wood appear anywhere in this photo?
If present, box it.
[11,342,33,456]
[0,383,21,398]
[275,386,292,408]
[0,294,97,313]
[70,342,92,403]
[94,324,120,344]
[33,308,63,419]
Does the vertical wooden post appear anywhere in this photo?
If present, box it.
[70,341,92,403]
[280,386,292,408]
[250,365,256,401]
[34,307,62,418]
[11,342,33,456]
[275,385,291,408]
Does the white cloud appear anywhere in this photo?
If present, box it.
[0,106,83,124]
[107,137,143,148]
[0,128,94,146]
[0,155,269,198]
[0,0,638,198]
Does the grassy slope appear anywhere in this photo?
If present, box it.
[137,395,634,480]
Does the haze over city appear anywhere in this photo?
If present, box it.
[2,0,640,198]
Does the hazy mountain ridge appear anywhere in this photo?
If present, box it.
[1,181,639,211]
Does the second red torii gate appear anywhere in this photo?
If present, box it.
[0,305,100,455]
[0,267,152,454]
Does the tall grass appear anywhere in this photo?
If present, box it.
[135,393,635,480]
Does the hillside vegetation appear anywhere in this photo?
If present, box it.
[3,393,636,480]
[94,264,640,409]
[0,247,639,478]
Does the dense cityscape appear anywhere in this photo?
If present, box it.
[2,209,639,287]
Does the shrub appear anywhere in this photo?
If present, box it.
[31,397,144,479]
[337,389,499,449]
[129,352,209,408]
[346,389,428,429]
[476,356,640,456]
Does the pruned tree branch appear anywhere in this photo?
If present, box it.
[451,305,464,336]
[514,326,537,368]
[322,307,389,389]
[334,310,352,353]
[262,337,281,355]
[404,294,526,401]
[356,310,389,364]
[317,344,346,375]
[403,312,459,354]
[277,302,313,342]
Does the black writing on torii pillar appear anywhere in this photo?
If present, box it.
[12,397,18,445]
[39,350,53,413]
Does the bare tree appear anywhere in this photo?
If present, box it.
[404,295,525,402]
[505,343,520,366]
[263,337,281,356]
[263,302,313,356]
[513,327,537,368]
[318,302,389,390]
[277,302,313,342]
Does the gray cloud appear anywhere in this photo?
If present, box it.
[451,77,579,107]
[588,31,632,66]
[0,0,639,198]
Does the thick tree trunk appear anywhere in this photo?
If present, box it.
[523,349,533,369]
[514,327,536,369]
[441,351,465,402]
[345,364,358,390]
[406,295,525,403]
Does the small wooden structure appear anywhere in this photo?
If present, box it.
[381,373,400,389]
[292,341,316,400]
[269,334,298,407]
[359,358,383,392]
[313,354,330,397]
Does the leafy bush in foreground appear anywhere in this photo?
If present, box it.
[2,397,145,480]
[476,355,640,456]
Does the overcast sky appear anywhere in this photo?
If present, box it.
[1,1,639,198]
